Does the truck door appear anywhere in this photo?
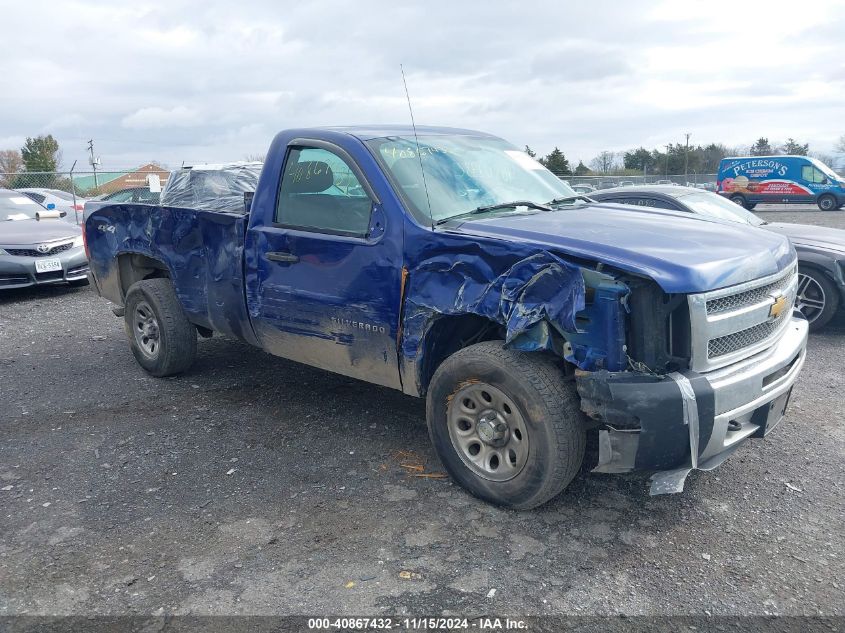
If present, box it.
[800,161,829,204]
[244,141,404,390]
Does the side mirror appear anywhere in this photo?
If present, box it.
[47,203,56,210]
[244,191,255,213]
[60,211,67,218]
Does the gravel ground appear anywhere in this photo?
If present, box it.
[0,205,843,617]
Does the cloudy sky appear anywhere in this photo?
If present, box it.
[2,0,844,172]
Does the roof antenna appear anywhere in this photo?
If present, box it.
[401,64,434,229]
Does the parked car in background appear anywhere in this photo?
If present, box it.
[92,187,161,204]
[655,179,674,185]
[16,188,88,223]
[591,185,845,330]
[159,162,263,212]
[598,180,616,189]
[571,184,596,194]
[0,189,88,289]
[618,180,635,187]
[717,155,845,211]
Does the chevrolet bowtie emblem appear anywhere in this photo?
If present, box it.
[769,295,788,319]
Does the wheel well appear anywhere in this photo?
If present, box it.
[418,314,504,395]
[118,253,171,300]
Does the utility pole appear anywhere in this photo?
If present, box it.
[684,132,691,183]
[87,139,99,190]
[665,144,670,178]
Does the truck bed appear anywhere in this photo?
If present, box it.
[84,202,257,345]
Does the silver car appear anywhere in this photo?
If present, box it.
[16,188,88,224]
[0,189,88,289]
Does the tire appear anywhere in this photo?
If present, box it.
[746,203,757,210]
[123,278,197,376]
[797,266,840,332]
[817,194,837,211]
[730,194,751,209]
[426,341,586,509]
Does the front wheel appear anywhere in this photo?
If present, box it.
[817,194,838,211]
[426,341,586,509]
[124,278,197,376]
[797,267,839,331]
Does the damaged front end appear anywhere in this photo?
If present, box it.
[576,271,808,495]
[403,239,808,496]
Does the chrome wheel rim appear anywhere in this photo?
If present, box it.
[796,273,826,323]
[447,383,529,482]
[133,300,161,359]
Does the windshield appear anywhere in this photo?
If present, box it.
[0,194,41,220]
[678,191,765,226]
[365,135,575,224]
[809,158,841,181]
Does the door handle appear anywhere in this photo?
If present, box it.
[266,251,299,263]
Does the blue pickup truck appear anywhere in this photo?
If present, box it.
[84,126,808,508]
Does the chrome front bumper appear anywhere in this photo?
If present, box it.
[650,311,808,494]
[577,311,809,494]
[697,312,807,464]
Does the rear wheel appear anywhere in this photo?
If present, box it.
[797,267,839,331]
[817,194,837,211]
[124,278,197,376]
[426,341,585,509]
[730,194,751,209]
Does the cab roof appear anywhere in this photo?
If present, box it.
[317,125,499,141]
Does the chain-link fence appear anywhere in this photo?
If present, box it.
[0,169,170,224]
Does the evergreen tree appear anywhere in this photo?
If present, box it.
[542,147,571,175]
[779,138,809,156]
[21,135,61,172]
[750,137,772,156]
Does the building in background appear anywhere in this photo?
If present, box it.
[72,163,169,196]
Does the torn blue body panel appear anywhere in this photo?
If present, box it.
[404,249,584,348]
[84,202,258,346]
[399,224,630,394]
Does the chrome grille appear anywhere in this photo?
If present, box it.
[688,264,799,372]
[6,242,74,257]
[707,275,790,314]
[708,308,791,357]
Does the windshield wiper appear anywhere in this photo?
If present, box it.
[435,200,552,225]
[548,195,595,205]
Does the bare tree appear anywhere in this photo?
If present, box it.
[836,135,845,153]
[0,149,24,187]
[245,153,266,162]
[589,151,616,175]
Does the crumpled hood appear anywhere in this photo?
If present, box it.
[0,218,81,245]
[446,204,795,294]
[764,222,845,254]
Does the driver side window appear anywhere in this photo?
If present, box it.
[275,147,372,237]
[801,165,826,184]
